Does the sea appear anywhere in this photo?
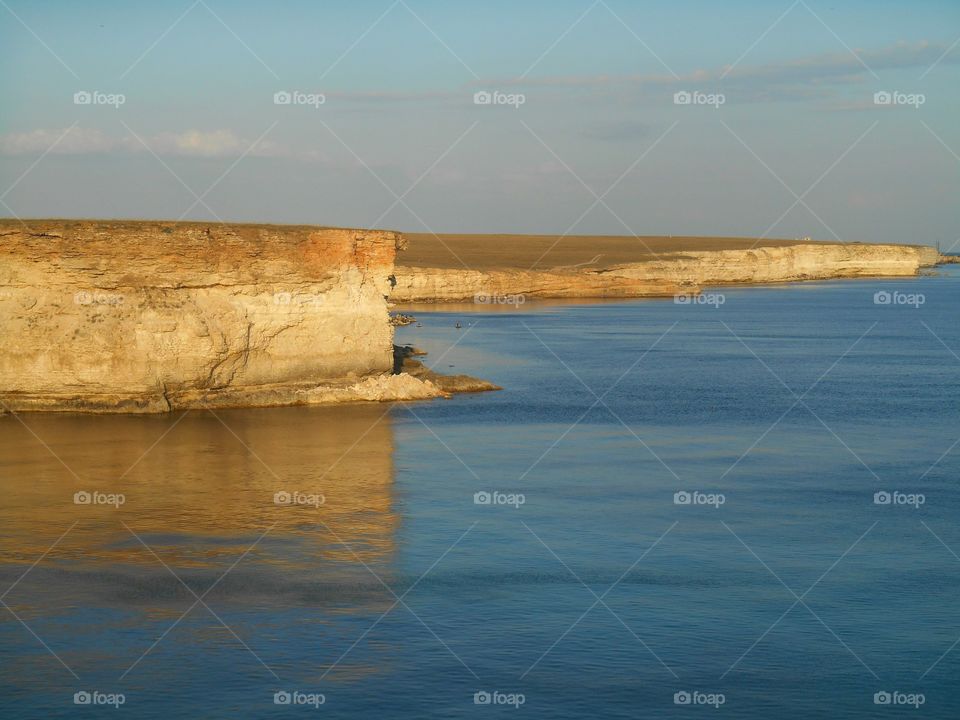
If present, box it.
[1,266,958,718]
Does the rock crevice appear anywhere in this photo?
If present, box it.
[0,220,439,413]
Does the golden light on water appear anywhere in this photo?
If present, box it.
[0,405,399,570]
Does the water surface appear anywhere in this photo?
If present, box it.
[1,269,958,718]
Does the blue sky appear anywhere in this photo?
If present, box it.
[1,0,958,247]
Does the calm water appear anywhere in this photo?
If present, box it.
[1,268,958,718]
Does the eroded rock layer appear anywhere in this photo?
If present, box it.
[393,243,940,302]
[0,220,428,412]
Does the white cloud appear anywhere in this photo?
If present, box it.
[484,40,956,96]
[137,129,287,158]
[0,127,115,155]
[0,127,288,158]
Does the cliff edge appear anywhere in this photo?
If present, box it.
[0,220,444,412]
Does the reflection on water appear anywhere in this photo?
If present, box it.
[0,403,398,575]
[1,405,408,711]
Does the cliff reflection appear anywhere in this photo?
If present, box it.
[0,405,399,572]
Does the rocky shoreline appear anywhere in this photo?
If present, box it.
[394,344,501,395]
[0,220,447,413]
[393,243,941,303]
[0,220,944,413]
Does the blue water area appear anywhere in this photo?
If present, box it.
[1,268,958,718]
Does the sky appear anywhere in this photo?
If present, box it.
[1,0,958,248]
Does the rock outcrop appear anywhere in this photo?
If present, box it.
[394,344,501,394]
[393,243,940,302]
[1,220,939,414]
[0,220,445,412]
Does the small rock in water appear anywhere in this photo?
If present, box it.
[390,313,417,327]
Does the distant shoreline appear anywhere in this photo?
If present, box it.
[393,233,942,303]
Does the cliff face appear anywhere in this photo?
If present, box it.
[393,243,939,302]
[0,220,431,412]
[1,221,938,413]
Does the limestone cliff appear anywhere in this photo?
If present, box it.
[392,243,939,302]
[0,221,939,413]
[0,220,443,412]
